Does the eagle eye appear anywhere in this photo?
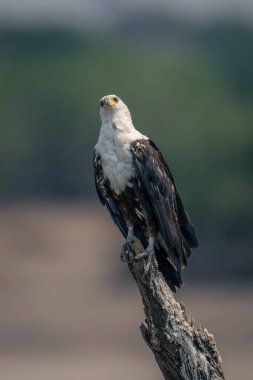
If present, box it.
[100,100,104,107]
[113,97,118,103]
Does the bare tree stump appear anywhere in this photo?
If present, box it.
[126,240,225,380]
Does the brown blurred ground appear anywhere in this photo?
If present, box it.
[0,203,252,379]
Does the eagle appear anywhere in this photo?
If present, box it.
[93,94,198,291]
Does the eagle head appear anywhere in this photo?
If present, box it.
[99,94,132,124]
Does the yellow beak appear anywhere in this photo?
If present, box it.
[104,96,117,108]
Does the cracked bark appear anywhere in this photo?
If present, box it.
[126,240,225,380]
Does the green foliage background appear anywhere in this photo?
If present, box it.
[0,21,252,227]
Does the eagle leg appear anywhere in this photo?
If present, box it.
[134,237,156,274]
[120,226,135,263]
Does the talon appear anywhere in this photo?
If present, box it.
[152,254,159,270]
[134,237,155,275]
[143,251,153,275]
[120,243,129,262]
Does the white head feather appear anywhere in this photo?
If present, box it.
[100,94,132,126]
[96,94,147,194]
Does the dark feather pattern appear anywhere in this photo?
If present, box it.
[93,140,198,291]
[130,139,198,284]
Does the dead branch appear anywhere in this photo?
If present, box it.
[127,240,225,380]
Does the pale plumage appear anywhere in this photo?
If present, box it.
[95,95,147,194]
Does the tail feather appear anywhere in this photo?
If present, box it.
[181,222,198,248]
[155,247,183,292]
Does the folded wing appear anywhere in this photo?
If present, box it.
[130,140,198,274]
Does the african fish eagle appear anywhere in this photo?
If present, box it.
[93,94,198,291]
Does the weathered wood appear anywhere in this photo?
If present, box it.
[127,241,225,380]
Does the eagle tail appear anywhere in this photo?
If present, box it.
[155,247,183,292]
[181,222,198,249]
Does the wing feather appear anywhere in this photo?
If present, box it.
[131,140,198,273]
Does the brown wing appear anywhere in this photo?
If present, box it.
[131,139,198,274]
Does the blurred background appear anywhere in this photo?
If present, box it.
[0,1,253,379]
